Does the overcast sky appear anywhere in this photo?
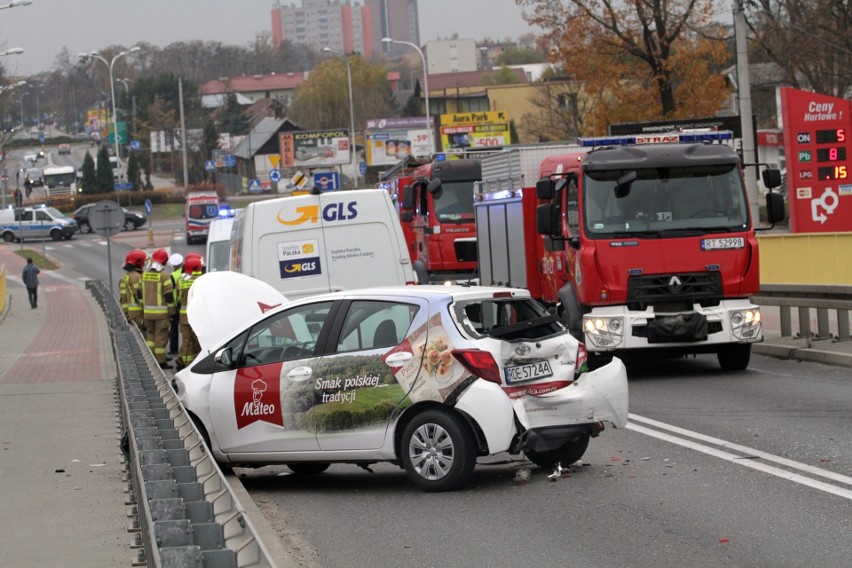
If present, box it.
[0,0,537,76]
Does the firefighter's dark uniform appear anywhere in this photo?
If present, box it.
[142,266,175,367]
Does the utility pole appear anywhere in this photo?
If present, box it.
[734,0,760,223]
[179,77,189,188]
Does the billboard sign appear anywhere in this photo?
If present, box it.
[439,111,510,151]
[365,116,433,166]
[780,87,852,232]
[279,130,350,167]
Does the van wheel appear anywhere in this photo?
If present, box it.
[401,409,476,492]
[50,230,62,241]
[2,232,13,243]
[186,233,193,245]
[78,222,91,234]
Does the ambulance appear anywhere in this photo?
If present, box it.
[230,189,415,299]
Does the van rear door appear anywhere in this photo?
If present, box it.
[320,191,409,291]
[254,197,331,298]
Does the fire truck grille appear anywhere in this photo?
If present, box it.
[627,272,722,308]
[455,240,478,263]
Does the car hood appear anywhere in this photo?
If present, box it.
[187,271,288,351]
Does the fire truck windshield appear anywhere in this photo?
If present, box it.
[582,164,749,237]
[433,180,475,223]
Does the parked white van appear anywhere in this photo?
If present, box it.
[0,205,78,242]
[205,214,236,273]
[230,189,415,299]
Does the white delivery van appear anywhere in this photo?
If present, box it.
[0,205,78,242]
[230,189,415,299]
[205,215,236,272]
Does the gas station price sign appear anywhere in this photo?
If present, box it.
[781,87,852,232]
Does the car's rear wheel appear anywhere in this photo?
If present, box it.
[287,463,331,475]
[3,232,14,243]
[78,222,91,234]
[401,409,477,492]
[525,434,590,469]
[124,219,136,231]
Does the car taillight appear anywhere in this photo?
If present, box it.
[451,349,502,385]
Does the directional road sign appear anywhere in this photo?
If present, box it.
[269,169,281,183]
[144,199,153,215]
[225,154,236,168]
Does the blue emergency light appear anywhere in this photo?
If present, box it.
[577,130,733,147]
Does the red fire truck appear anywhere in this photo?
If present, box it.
[379,156,481,283]
[475,132,784,370]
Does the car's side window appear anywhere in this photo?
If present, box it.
[241,302,333,367]
[21,211,33,222]
[335,300,419,353]
[35,211,51,221]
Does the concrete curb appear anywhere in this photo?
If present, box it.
[755,342,852,368]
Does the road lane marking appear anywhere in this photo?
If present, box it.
[627,414,852,500]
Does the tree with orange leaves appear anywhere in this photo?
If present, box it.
[517,0,731,135]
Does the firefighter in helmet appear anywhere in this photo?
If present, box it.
[141,248,176,369]
[176,254,204,370]
[120,249,146,329]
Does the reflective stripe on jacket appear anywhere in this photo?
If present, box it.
[141,270,174,320]
[120,271,143,314]
[177,274,199,324]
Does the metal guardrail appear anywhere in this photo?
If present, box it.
[753,284,852,342]
[87,280,277,568]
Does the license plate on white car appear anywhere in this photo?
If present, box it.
[701,237,744,250]
[504,361,553,384]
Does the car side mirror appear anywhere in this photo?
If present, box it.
[762,168,782,189]
[214,347,233,368]
[536,178,555,200]
[536,204,557,235]
[765,192,785,224]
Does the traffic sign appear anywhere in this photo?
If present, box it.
[359,160,367,176]
[225,154,236,168]
[114,182,133,191]
[269,169,281,183]
[144,199,152,215]
[204,160,216,172]
[130,140,141,150]
[90,200,125,237]
[248,179,262,192]
[314,171,339,191]
[291,170,307,189]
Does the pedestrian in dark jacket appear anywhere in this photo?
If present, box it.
[22,257,40,309]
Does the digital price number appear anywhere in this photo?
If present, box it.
[817,166,848,180]
[815,128,846,144]
[816,147,847,162]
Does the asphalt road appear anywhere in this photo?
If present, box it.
[237,354,851,568]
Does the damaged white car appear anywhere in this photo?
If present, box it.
[174,273,628,491]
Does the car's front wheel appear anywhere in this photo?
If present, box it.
[78,222,91,234]
[401,409,477,492]
[124,219,136,231]
[525,434,590,469]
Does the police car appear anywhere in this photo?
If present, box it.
[174,273,628,491]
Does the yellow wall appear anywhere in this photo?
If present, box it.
[758,233,852,285]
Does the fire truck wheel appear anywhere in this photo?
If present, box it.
[717,344,751,371]
[588,352,613,371]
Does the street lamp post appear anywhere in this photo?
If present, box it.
[382,37,432,156]
[322,47,358,188]
[18,91,28,128]
[79,46,140,182]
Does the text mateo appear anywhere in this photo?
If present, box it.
[242,401,276,416]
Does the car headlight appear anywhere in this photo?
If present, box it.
[730,308,761,339]
[583,316,624,348]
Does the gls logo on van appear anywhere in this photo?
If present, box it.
[277,202,358,226]
[279,256,322,279]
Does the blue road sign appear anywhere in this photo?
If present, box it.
[314,171,339,191]
[359,160,367,176]
[204,160,216,172]
[114,182,133,191]
[248,179,262,192]
[144,199,153,215]
[225,154,236,168]
[131,140,141,150]
[269,169,281,183]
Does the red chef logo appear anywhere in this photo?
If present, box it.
[234,368,285,429]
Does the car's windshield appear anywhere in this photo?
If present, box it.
[583,164,749,237]
[434,180,475,223]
